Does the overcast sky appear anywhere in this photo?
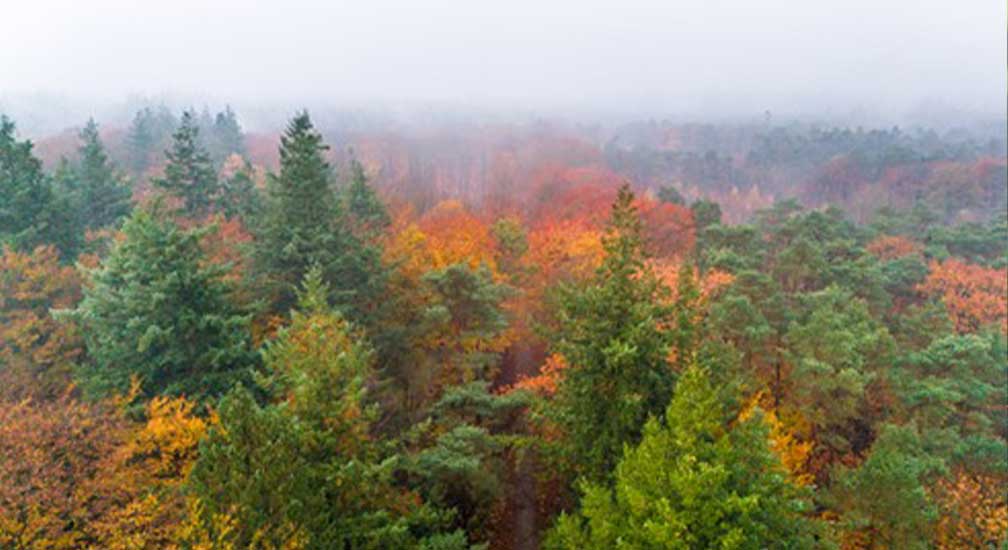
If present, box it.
[2,0,1005,123]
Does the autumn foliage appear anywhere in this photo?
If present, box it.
[919,258,1008,334]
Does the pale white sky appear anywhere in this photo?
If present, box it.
[1,0,1005,120]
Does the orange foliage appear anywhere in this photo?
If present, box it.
[866,235,922,260]
[0,388,207,549]
[918,258,1008,334]
[637,195,696,258]
[200,215,253,288]
[0,245,83,400]
[651,260,735,304]
[388,200,499,277]
[504,353,570,397]
[932,470,1008,549]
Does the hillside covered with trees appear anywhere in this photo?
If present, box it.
[1,104,1005,549]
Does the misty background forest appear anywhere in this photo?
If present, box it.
[1,1,1006,549]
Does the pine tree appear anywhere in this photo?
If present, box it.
[546,365,820,549]
[251,111,386,324]
[153,110,219,218]
[826,424,943,549]
[77,118,132,229]
[64,203,257,401]
[549,184,676,482]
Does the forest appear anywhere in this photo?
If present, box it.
[0,103,1006,550]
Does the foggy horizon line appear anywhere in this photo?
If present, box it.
[3,90,1006,139]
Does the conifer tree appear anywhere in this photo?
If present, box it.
[125,107,156,173]
[153,110,219,218]
[65,203,256,401]
[546,365,820,549]
[187,269,465,548]
[76,118,132,229]
[0,116,75,257]
[343,157,391,240]
[209,105,245,165]
[549,184,676,482]
[252,111,386,324]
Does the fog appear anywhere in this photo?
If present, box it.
[2,0,1005,133]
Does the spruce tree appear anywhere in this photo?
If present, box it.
[65,203,257,401]
[252,111,386,324]
[77,118,132,229]
[209,105,245,165]
[153,110,219,218]
[549,184,676,482]
[0,115,69,256]
[343,157,391,240]
[125,107,155,173]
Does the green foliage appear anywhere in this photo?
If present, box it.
[343,157,391,240]
[207,105,246,166]
[785,285,894,457]
[153,110,220,218]
[546,365,821,549]
[65,204,256,400]
[490,217,529,282]
[0,116,72,258]
[549,184,676,482]
[691,198,722,230]
[422,264,511,381]
[893,332,1008,474]
[826,424,944,549]
[219,159,262,221]
[125,105,176,174]
[76,118,132,230]
[251,111,387,325]
[657,185,685,205]
[406,383,532,541]
[188,271,468,548]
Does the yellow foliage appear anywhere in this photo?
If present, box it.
[739,392,814,486]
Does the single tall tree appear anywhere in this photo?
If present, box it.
[549,184,676,482]
[153,110,219,218]
[64,204,256,401]
[0,116,59,254]
[251,111,385,324]
[76,118,132,229]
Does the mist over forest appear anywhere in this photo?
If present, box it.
[1,1,1006,549]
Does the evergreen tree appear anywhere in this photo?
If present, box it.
[76,118,132,229]
[546,365,820,549]
[343,157,391,240]
[64,203,256,401]
[187,270,467,548]
[153,110,219,218]
[251,111,386,324]
[218,159,261,221]
[209,105,245,165]
[125,107,156,173]
[826,424,943,549]
[0,116,74,257]
[549,184,676,482]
